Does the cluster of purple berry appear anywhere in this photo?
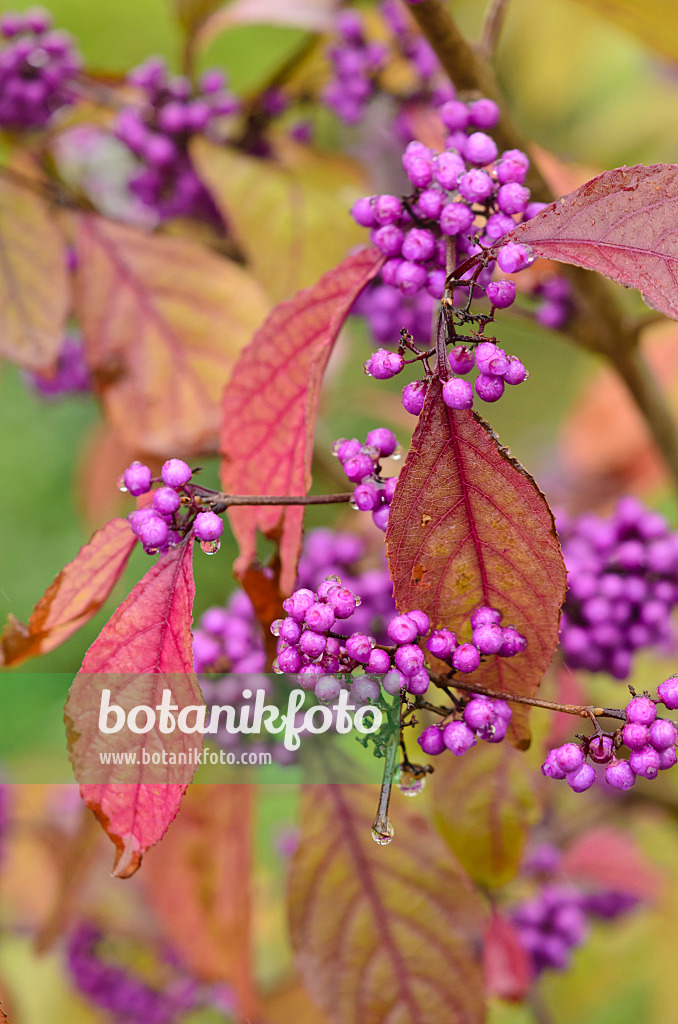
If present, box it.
[558,497,678,678]
[542,688,678,793]
[351,96,537,303]
[67,922,234,1024]
[418,694,512,757]
[120,458,223,555]
[332,428,403,532]
[322,10,387,125]
[25,331,91,399]
[533,273,573,331]
[380,0,445,102]
[0,8,81,129]
[351,279,436,348]
[193,528,396,678]
[115,58,239,222]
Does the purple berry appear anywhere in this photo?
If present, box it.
[605,759,636,790]
[305,602,335,633]
[394,643,425,677]
[626,697,656,726]
[395,260,428,296]
[458,169,493,203]
[402,381,427,416]
[401,228,436,262]
[472,623,504,655]
[123,461,153,496]
[622,723,649,751]
[541,749,566,780]
[439,100,469,131]
[315,675,342,702]
[497,183,530,215]
[442,719,477,755]
[374,194,402,225]
[365,349,405,379]
[499,627,527,657]
[504,357,529,385]
[588,735,614,763]
[464,697,495,730]
[451,643,481,673]
[658,678,678,710]
[136,513,169,552]
[464,131,498,165]
[406,669,430,695]
[426,629,457,658]
[658,745,677,770]
[387,614,419,644]
[279,617,303,643]
[418,725,445,755]
[648,719,676,750]
[435,150,465,190]
[382,669,407,695]
[194,511,223,542]
[161,458,192,488]
[495,149,529,185]
[277,646,302,674]
[468,98,500,128]
[475,374,505,403]
[567,763,596,792]
[496,242,533,274]
[365,427,397,457]
[345,633,374,664]
[440,202,475,236]
[448,345,475,374]
[152,486,181,515]
[629,746,660,779]
[342,452,375,483]
[299,630,327,658]
[326,586,357,619]
[367,648,391,673]
[352,481,382,511]
[470,605,501,628]
[407,610,430,634]
[555,743,584,773]
[372,505,390,531]
[372,224,405,257]
[442,377,474,410]
[351,676,381,704]
[282,588,316,622]
[486,280,516,308]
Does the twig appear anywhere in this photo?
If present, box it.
[210,492,353,513]
[479,0,511,60]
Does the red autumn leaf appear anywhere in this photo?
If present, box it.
[288,785,488,1024]
[143,786,259,1019]
[507,164,678,320]
[65,537,200,878]
[483,911,533,1001]
[220,246,383,593]
[386,382,567,746]
[562,826,663,901]
[0,518,137,667]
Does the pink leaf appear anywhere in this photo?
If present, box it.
[483,912,532,1001]
[562,826,663,901]
[0,518,137,666]
[220,246,383,593]
[65,538,200,877]
[507,164,678,320]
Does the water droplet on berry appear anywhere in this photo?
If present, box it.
[271,619,283,636]
[397,768,426,797]
[324,574,341,583]
[363,360,373,377]
[117,475,128,493]
[200,539,220,555]
[371,819,394,845]
[391,443,405,461]
[331,438,345,457]
[350,500,360,511]
[355,596,362,607]
[272,659,282,674]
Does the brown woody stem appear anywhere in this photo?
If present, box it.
[210,492,353,513]
[408,0,678,491]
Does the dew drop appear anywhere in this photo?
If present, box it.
[355,596,362,607]
[331,438,347,457]
[324,574,341,583]
[371,819,394,845]
[271,619,283,637]
[391,443,405,461]
[200,539,221,555]
[363,360,373,377]
[398,770,426,797]
[350,500,360,511]
[117,474,128,493]
[272,659,282,674]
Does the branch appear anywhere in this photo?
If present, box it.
[479,0,511,61]
[407,0,678,492]
[210,491,353,513]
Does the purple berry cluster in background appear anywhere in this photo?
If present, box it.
[0,8,81,129]
[25,330,91,398]
[511,845,639,976]
[322,10,388,125]
[542,689,678,792]
[351,279,436,348]
[115,58,239,223]
[332,427,403,532]
[559,497,678,679]
[120,458,223,555]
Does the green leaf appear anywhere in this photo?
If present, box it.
[432,743,539,888]
[569,0,678,63]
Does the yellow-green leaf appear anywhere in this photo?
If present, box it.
[569,0,678,63]
[432,743,540,889]
[0,170,69,371]
[192,135,367,302]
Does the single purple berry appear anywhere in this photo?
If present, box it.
[555,743,584,773]
[277,645,302,674]
[435,150,465,190]
[439,100,469,131]
[315,675,342,702]
[629,746,660,779]
[406,669,430,695]
[648,718,676,750]
[299,630,327,658]
[372,505,390,531]
[194,511,223,542]
[426,629,457,658]
[442,719,477,755]
[448,345,475,374]
[305,602,335,633]
[499,627,527,657]
[282,588,316,622]
[475,374,505,403]
[382,477,397,504]
[479,716,508,743]
[541,749,566,780]
[567,763,596,792]
[152,486,181,515]
[605,759,636,790]
[334,437,362,462]
[137,513,169,552]
[626,697,656,726]
[458,169,493,203]
[394,643,425,677]
[374,194,402,225]
[402,381,427,416]
[365,349,405,379]
[464,697,495,730]
[658,678,678,710]
[342,452,375,483]
[418,725,445,755]
[382,669,407,695]
[472,623,504,655]
[497,183,530,215]
[367,648,391,673]
[622,723,649,751]
[588,735,614,764]
[279,617,303,643]
[469,98,500,128]
[495,149,529,185]
[486,280,516,308]
[401,227,436,262]
[345,633,374,664]
[351,676,381,704]
[496,242,533,274]
[504,357,529,385]
[123,461,153,496]
[442,377,474,410]
[658,746,677,770]
[407,610,430,634]
[470,605,502,628]
[440,202,475,236]
[465,131,498,165]
[387,614,419,644]
[365,427,397,457]
[326,586,358,619]
[417,188,445,219]
[372,224,405,257]
[352,481,382,511]
[395,260,428,296]
[452,643,481,673]
[161,458,192,488]
[352,196,377,227]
